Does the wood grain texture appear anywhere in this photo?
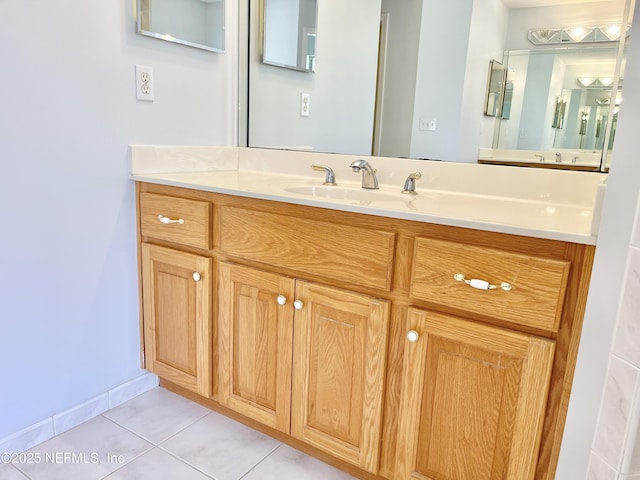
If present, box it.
[218,262,294,433]
[291,281,390,473]
[140,192,211,249]
[395,308,555,480]
[535,243,596,480]
[411,237,570,332]
[141,243,212,396]
[218,205,396,291]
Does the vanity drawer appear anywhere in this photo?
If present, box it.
[139,192,211,249]
[218,206,396,291]
[410,237,570,331]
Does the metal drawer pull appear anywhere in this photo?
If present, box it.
[277,295,287,305]
[454,273,512,291]
[157,214,184,225]
[193,272,201,282]
[407,330,420,342]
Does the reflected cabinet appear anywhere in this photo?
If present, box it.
[136,182,595,480]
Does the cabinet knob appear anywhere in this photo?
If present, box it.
[193,272,201,282]
[277,295,287,305]
[293,300,304,310]
[407,330,420,342]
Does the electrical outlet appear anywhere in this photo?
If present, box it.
[300,93,310,116]
[419,118,437,131]
[135,65,154,101]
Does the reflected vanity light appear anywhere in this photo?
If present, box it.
[577,77,615,87]
[567,26,593,42]
[601,24,622,40]
[577,77,595,87]
[528,24,631,44]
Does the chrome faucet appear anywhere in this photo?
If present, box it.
[401,172,422,195]
[555,152,562,163]
[350,160,378,189]
[311,164,337,185]
[534,153,545,162]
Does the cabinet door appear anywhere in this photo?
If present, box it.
[141,243,212,397]
[291,282,390,473]
[395,308,555,480]
[218,263,295,433]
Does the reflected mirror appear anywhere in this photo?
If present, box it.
[137,0,225,52]
[485,60,506,117]
[495,46,626,169]
[262,0,317,72]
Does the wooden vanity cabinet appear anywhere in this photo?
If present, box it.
[135,182,596,480]
[218,262,390,473]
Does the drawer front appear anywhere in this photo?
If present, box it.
[219,206,396,291]
[140,192,211,249]
[410,237,570,331]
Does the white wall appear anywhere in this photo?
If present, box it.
[409,0,507,162]
[377,0,422,158]
[0,0,236,439]
[409,0,474,161]
[457,0,509,162]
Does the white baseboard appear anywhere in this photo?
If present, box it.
[0,372,158,455]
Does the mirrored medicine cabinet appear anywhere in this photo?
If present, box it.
[137,0,225,53]
[262,0,317,72]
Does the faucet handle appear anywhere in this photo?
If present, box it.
[311,164,337,186]
[402,172,422,195]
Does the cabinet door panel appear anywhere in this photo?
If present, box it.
[141,243,212,397]
[292,282,389,473]
[218,263,295,433]
[395,308,555,480]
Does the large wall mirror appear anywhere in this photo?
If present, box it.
[243,0,633,172]
[137,0,225,52]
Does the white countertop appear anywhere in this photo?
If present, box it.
[130,146,607,245]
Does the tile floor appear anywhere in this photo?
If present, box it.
[0,387,356,480]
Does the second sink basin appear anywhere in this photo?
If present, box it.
[284,185,408,203]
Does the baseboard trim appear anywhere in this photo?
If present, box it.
[0,372,158,455]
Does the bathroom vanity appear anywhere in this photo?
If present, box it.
[131,146,603,480]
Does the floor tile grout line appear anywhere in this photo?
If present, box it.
[99,403,213,448]
[154,410,214,448]
[237,443,283,479]
[10,462,35,480]
[155,445,220,480]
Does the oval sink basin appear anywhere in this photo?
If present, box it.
[284,185,407,203]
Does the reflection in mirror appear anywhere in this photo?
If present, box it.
[485,60,506,118]
[262,0,317,72]
[552,97,566,129]
[137,0,225,52]
[495,46,626,169]
[245,0,633,171]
